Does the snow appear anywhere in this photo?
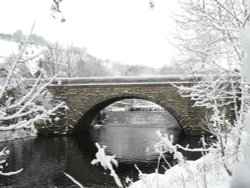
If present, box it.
[52,81,199,87]
[93,124,103,129]
[128,126,238,188]
[107,107,128,111]
[230,24,250,188]
[130,104,164,111]
[128,23,250,188]
[0,168,23,176]
[0,39,45,77]
[91,143,123,188]
[22,44,45,77]
[51,75,203,86]
[0,40,18,61]
[63,172,84,188]
[0,147,9,164]
[0,126,37,143]
[129,154,232,188]
[242,24,250,82]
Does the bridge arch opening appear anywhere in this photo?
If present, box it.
[73,93,183,133]
[72,94,185,162]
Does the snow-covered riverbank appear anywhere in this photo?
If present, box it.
[129,154,232,188]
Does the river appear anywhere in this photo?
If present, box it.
[0,111,202,188]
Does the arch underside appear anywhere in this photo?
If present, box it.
[73,93,183,133]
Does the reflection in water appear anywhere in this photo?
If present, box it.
[90,126,181,162]
[0,112,202,188]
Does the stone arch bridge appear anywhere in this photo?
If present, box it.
[41,76,209,136]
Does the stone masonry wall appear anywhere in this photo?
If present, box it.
[43,82,207,136]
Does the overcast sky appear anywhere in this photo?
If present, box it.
[0,0,178,68]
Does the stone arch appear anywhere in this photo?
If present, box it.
[73,93,183,133]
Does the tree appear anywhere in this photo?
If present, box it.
[172,0,250,176]
[159,63,186,75]
[63,45,83,77]
[42,42,95,77]
[12,30,25,43]
[29,34,47,46]
[173,0,249,72]
[51,0,66,22]
[77,54,109,77]
[42,41,65,77]
[0,25,65,142]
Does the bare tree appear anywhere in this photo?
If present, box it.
[173,0,250,72]
[63,45,83,77]
[42,42,65,77]
[77,55,109,77]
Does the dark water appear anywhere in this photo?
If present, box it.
[0,112,202,188]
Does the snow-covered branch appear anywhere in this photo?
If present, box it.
[0,23,35,99]
[0,26,67,142]
[213,0,243,25]
[63,172,84,188]
[91,143,123,188]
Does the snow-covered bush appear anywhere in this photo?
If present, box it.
[129,131,233,188]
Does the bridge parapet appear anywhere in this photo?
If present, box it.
[51,75,202,86]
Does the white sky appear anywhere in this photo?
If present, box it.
[0,0,178,68]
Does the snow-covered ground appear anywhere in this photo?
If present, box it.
[0,39,44,77]
[129,154,231,188]
[0,40,19,61]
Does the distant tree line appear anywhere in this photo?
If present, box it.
[40,42,190,78]
[0,30,47,46]
[1,29,192,78]
[40,41,192,77]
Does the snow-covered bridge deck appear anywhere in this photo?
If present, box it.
[52,75,202,86]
